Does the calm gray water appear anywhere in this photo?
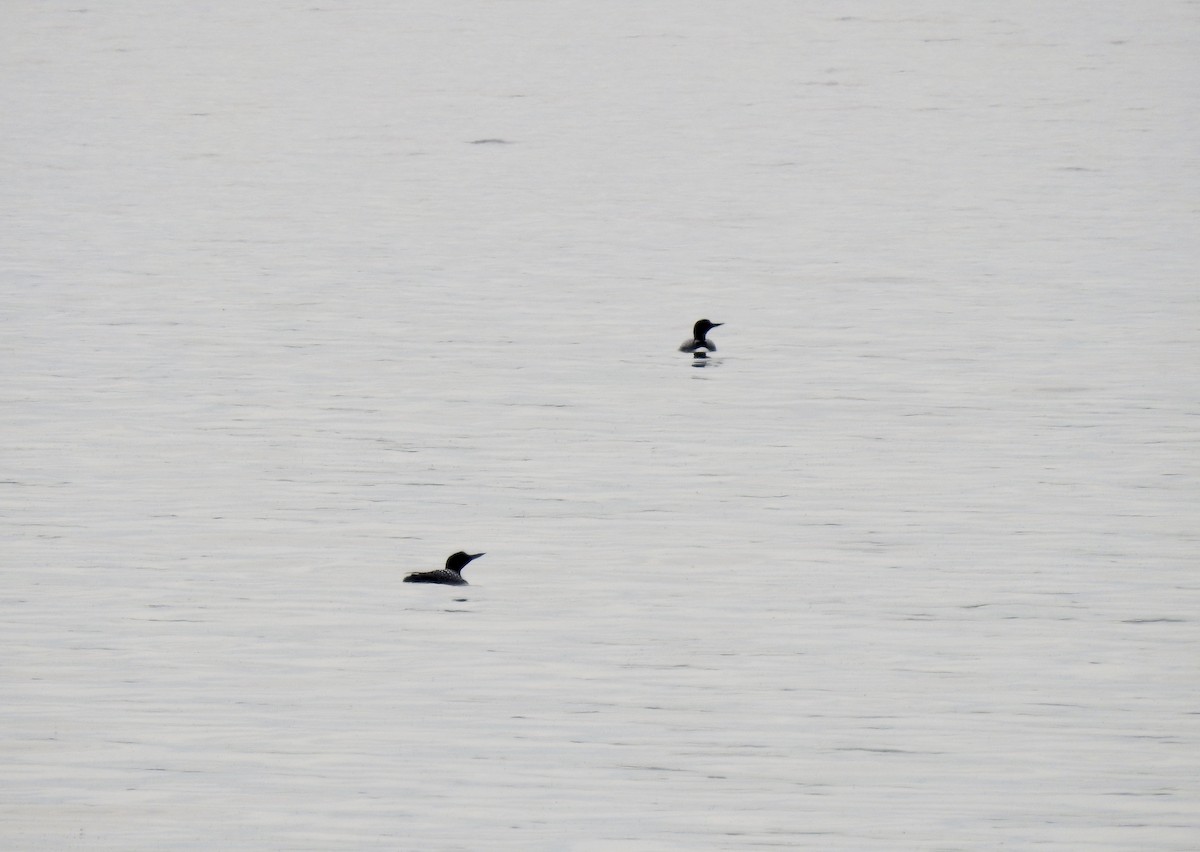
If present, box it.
[3,2,1197,849]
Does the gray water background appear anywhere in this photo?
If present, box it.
[3,3,1197,849]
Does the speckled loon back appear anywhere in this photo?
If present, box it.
[403,568,467,586]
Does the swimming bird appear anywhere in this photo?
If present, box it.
[680,319,723,354]
[403,551,485,586]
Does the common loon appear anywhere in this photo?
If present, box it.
[403,551,485,586]
[680,319,723,354]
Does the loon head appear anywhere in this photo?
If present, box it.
[693,319,723,339]
[445,551,486,574]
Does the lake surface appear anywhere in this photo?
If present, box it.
[3,2,1197,849]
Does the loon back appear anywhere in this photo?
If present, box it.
[403,569,467,585]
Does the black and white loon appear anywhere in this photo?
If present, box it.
[679,319,723,354]
[403,551,485,586]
